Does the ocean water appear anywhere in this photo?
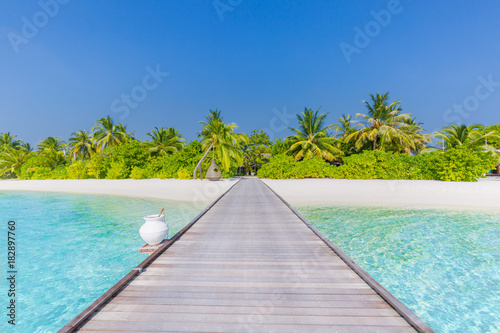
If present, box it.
[297,204,500,333]
[0,191,203,333]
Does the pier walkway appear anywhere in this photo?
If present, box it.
[62,178,433,332]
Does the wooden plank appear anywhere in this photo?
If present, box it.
[107,296,391,309]
[63,178,433,332]
[79,320,418,333]
[90,311,411,326]
[116,290,382,301]
[98,303,399,317]
[121,285,379,295]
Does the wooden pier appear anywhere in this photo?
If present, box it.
[61,178,434,332]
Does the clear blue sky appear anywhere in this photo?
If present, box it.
[1,0,499,145]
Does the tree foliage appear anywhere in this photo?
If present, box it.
[286,108,342,161]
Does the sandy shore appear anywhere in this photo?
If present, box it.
[261,178,500,210]
[0,179,237,204]
[1,178,498,210]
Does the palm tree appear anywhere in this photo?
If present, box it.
[194,110,247,179]
[92,116,129,151]
[286,108,342,161]
[432,124,500,152]
[346,93,417,152]
[68,130,94,160]
[147,127,186,156]
[20,142,33,152]
[332,114,360,156]
[35,137,67,170]
[116,123,135,142]
[36,137,67,153]
[332,114,358,138]
[400,117,430,154]
[39,149,67,169]
[0,147,31,177]
[0,132,23,150]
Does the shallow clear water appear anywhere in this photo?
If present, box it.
[0,191,203,333]
[297,204,500,333]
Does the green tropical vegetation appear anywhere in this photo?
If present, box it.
[194,110,247,179]
[241,129,272,175]
[1,92,499,182]
[286,108,342,161]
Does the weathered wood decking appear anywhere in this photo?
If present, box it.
[63,178,434,332]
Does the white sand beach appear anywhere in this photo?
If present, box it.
[0,177,499,210]
[0,179,237,204]
[261,178,500,210]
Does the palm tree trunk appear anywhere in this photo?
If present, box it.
[193,142,214,180]
[373,135,377,150]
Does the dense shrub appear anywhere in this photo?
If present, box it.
[130,166,148,180]
[67,161,90,179]
[257,154,295,179]
[258,149,497,182]
[258,154,342,179]
[423,148,497,182]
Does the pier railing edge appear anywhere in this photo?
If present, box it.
[259,178,435,333]
[58,178,241,333]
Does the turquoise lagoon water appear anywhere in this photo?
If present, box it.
[0,191,203,333]
[297,204,500,333]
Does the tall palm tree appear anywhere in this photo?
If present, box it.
[68,130,94,160]
[0,147,31,177]
[194,110,247,179]
[147,127,186,156]
[346,92,417,152]
[0,132,23,150]
[36,136,67,153]
[286,108,342,161]
[432,124,500,152]
[92,116,129,151]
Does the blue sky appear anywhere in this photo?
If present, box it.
[1,0,499,145]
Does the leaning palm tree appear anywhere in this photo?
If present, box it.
[0,132,23,150]
[431,124,500,152]
[346,93,416,152]
[68,130,94,160]
[286,108,342,161]
[36,136,67,153]
[92,116,129,151]
[194,110,247,179]
[147,127,186,156]
[0,147,31,177]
